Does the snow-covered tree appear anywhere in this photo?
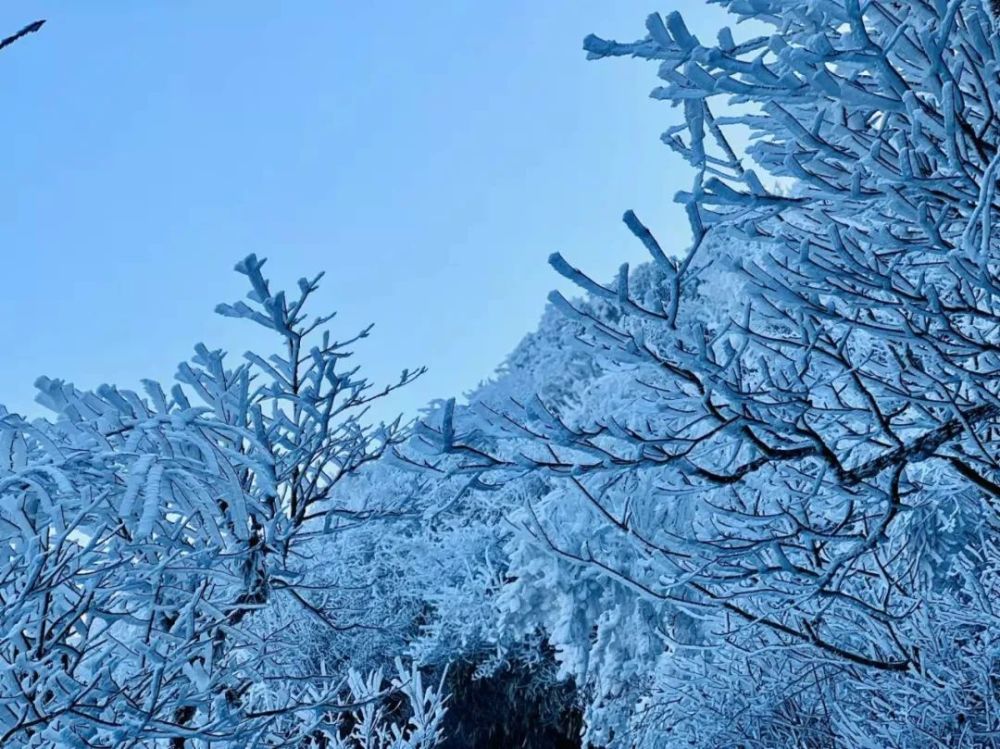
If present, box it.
[0,256,445,748]
[414,0,1000,745]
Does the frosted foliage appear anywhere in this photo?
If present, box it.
[9,1,1000,746]
[0,256,443,747]
[415,0,1000,746]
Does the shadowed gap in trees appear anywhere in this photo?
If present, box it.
[439,660,586,749]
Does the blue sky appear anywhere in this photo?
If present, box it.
[0,1,725,421]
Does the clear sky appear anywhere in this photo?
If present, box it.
[0,1,726,421]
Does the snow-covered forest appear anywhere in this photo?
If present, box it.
[4,0,1000,745]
